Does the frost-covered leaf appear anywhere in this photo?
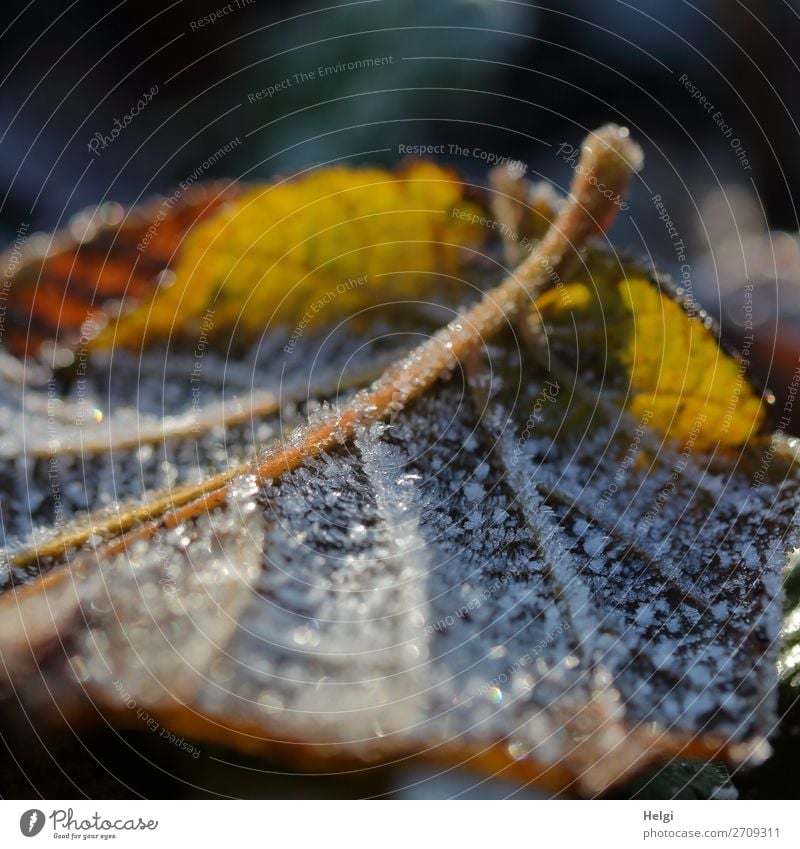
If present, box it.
[778,550,800,689]
[534,250,767,449]
[611,760,737,800]
[3,341,794,794]
[0,182,240,358]
[1,130,797,797]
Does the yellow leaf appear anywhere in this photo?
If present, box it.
[535,263,766,450]
[94,162,488,350]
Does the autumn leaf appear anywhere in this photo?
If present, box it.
[90,162,489,352]
[0,126,797,797]
[0,182,241,359]
[534,258,768,450]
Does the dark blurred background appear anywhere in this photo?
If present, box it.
[2,0,798,233]
[3,0,800,404]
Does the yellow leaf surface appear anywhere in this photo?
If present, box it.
[536,269,766,450]
[93,162,487,350]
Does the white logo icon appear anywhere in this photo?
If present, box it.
[19,809,45,837]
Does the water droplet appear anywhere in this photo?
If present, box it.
[293,627,320,648]
[507,740,528,760]
[70,656,90,683]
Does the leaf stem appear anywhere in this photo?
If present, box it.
[5,124,642,577]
